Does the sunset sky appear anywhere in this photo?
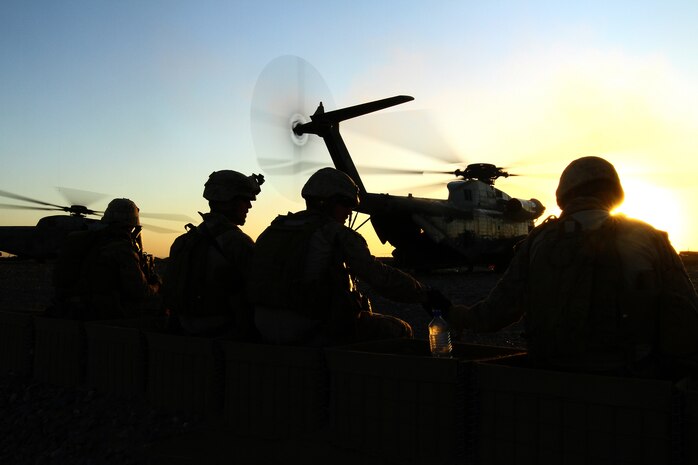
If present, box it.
[2,1,698,258]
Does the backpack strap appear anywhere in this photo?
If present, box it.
[189,222,228,262]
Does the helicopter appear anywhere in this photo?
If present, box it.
[251,56,546,271]
[0,188,189,260]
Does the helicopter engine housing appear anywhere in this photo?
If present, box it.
[503,198,545,221]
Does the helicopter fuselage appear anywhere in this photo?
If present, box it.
[292,95,546,271]
[359,179,544,270]
[0,215,99,259]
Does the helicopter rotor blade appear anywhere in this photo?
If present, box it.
[257,162,461,177]
[343,109,462,165]
[356,166,456,176]
[249,107,291,129]
[423,169,471,176]
[0,189,67,210]
[56,187,108,208]
[139,212,197,223]
[0,203,64,212]
[140,223,182,234]
[379,179,456,196]
[257,158,329,175]
[357,166,427,175]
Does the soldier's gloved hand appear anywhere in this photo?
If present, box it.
[424,287,452,316]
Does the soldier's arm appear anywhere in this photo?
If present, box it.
[110,244,160,300]
[654,232,698,359]
[450,244,529,332]
[217,228,254,282]
[336,226,428,304]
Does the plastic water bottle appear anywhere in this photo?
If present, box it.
[428,309,453,358]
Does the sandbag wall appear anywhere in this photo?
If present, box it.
[0,312,334,435]
[0,310,696,465]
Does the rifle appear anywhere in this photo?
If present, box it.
[134,233,159,284]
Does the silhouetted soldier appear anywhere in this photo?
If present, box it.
[248,167,449,347]
[52,198,161,320]
[449,156,698,377]
[163,170,263,339]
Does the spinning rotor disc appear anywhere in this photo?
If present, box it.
[250,55,335,199]
[0,186,192,234]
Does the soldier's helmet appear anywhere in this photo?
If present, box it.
[556,156,624,209]
[301,168,360,207]
[101,198,140,227]
[203,170,264,202]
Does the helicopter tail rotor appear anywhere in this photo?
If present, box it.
[250,55,335,198]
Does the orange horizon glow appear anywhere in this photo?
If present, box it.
[139,172,692,261]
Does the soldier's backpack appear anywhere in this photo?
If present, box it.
[524,215,630,370]
[162,223,225,318]
[247,215,331,318]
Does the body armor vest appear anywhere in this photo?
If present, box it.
[524,216,657,373]
[163,223,238,318]
[248,213,355,321]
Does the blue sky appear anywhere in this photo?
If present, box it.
[3,1,698,257]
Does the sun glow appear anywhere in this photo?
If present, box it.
[612,177,685,250]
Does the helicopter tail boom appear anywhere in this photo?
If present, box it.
[294,95,414,134]
[293,96,415,197]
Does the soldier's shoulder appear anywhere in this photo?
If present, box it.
[613,214,669,238]
[168,228,197,256]
[323,222,368,247]
[523,215,560,244]
[219,225,254,248]
[100,237,140,260]
[529,215,560,235]
[171,229,194,244]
